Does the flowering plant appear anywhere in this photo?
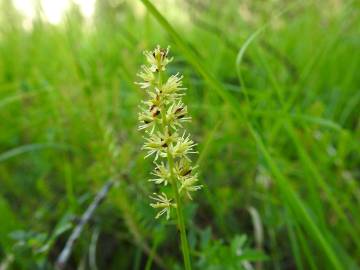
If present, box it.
[136,45,201,270]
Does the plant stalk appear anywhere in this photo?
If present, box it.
[167,151,192,270]
[157,69,192,270]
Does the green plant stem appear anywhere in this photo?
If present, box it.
[166,151,192,270]
[157,69,192,270]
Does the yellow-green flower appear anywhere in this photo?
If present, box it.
[143,45,173,72]
[170,133,197,160]
[179,173,202,200]
[149,192,176,220]
[136,65,155,89]
[137,45,201,220]
[150,162,170,185]
[142,129,178,160]
[166,101,191,129]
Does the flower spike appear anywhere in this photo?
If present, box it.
[137,45,201,221]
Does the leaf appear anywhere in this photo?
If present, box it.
[237,250,268,261]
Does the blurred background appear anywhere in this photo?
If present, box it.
[0,0,359,269]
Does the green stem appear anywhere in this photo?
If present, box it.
[167,152,192,270]
[157,70,192,270]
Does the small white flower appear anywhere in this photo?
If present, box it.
[166,101,191,129]
[178,174,202,200]
[142,89,164,108]
[170,132,197,160]
[138,104,161,133]
[150,162,170,185]
[174,159,196,178]
[135,65,155,89]
[150,192,177,219]
[143,45,173,72]
[162,73,186,98]
[142,130,178,160]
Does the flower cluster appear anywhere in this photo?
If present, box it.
[137,45,202,219]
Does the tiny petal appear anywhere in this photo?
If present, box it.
[150,162,170,185]
[174,159,196,178]
[162,73,186,96]
[166,101,191,129]
[142,130,178,160]
[135,65,155,89]
[178,173,202,200]
[150,192,176,220]
[170,132,197,160]
[143,45,173,72]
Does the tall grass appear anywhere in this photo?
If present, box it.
[0,0,359,269]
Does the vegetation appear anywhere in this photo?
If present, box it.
[0,0,359,269]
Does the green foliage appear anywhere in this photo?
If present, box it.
[0,0,359,269]
[196,230,268,270]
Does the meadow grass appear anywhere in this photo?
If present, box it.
[0,0,359,269]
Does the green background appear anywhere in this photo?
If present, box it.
[0,0,359,269]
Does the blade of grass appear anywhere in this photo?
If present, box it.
[287,228,304,270]
[249,126,343,270]
[285,209,304,270]
[254,44,360,248]
[0,143,72,163]
[235,26,265,106]
[296,224,318,270]
[254,45,325,222]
